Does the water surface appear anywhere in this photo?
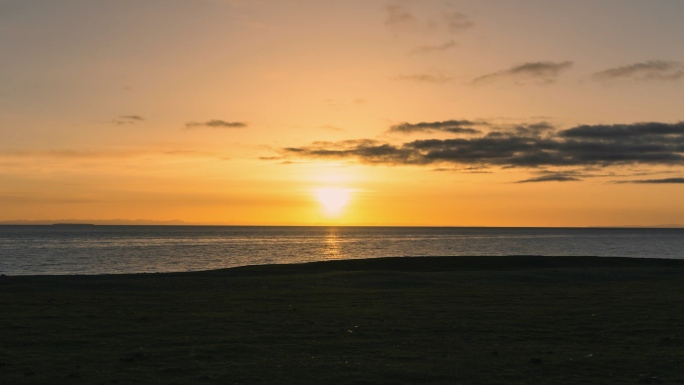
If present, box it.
[1,226,682,275]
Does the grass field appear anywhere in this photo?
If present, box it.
[2,256,684,384]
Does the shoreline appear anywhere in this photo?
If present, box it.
[4,254,684,278]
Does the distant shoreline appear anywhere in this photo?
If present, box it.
[51,223,97,226]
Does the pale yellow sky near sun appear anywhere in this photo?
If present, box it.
[1,0,684,226]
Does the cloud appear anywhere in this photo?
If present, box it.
[282,121,684,170]
[432,166,492,174]
[0,148,220,161]
[121,115,143,121]
[559,122,684,138]
[321,125,346,132]
[620,178,684,184]
[412,40,457,54]
[516,174,582,183]
[113,115,144,125]
[385,2,473,35]
[162,150,217,157]
[0,149,144,160]
[0,194,101,204]
[592,61,684,82]
[385,2,417,30]
[444,12,473,33]
[389,120,483,134]
[394,73,453,84]
[284,139,417,165]
[473,61,574,85]
[185,120,247,129]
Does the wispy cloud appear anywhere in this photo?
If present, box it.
[385,1,473,57]
[385,1,473,35]
[321,125,346,132]
[385,2,417,31]
[393,73,453,84]
[0,149,145,160]
[281,121,684,173]
[0,194,101,204]
[113,115,144,125]
[444,12,473,33]
[412,40,457,54]
[432,166,492,174]
[185,120,247,129]
[592,61,684,83]
[473,61,574,85]
[516,174,581,183]
[258,156,283,161]
[0,148,220,161]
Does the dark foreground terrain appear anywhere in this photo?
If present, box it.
[2,256,684,384]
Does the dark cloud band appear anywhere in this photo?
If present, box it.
[622,178,684,184]
[389,120,483,134]
[283,121,684,169]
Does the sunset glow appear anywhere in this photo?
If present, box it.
[314,188,352,217]
[2,1,684,226]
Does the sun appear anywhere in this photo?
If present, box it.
[314,187,352,216]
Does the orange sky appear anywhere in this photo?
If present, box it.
[2,0,684,226]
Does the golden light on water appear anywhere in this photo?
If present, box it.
[323,227,341,259]
[314,187,352,217]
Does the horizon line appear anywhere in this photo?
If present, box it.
[0,220,683,229]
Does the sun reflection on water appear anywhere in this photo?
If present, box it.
[323,227,341,260]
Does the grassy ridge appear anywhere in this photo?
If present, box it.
[2,256,684,384]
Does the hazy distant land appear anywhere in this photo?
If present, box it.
[0,219,192,225]
[2,255,684,384]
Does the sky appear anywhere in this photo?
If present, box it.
[1,0,684,226]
